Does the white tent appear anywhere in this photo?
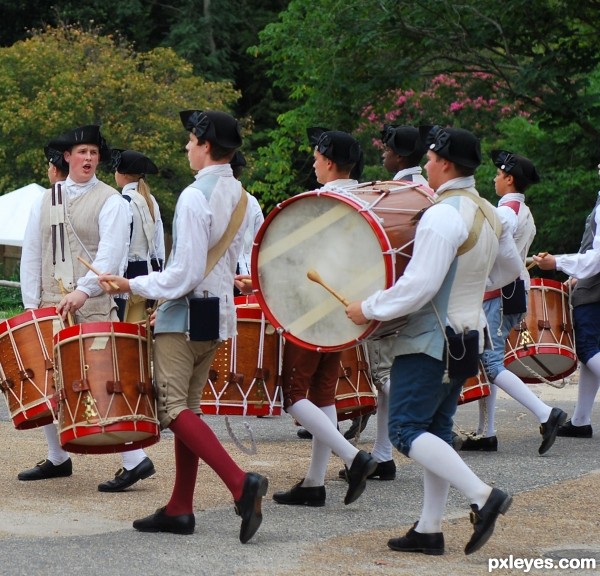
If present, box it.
[0,183,45,247]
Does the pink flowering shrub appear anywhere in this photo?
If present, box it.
[357,72,532,147]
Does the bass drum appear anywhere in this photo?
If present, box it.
[252,181,434,352]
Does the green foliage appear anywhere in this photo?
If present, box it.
[250,0,600,254]
[0,266,23,317]
[0,25,242,227]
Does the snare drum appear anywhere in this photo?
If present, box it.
[201,296,283,416]
[458,366,491,405]
[504,278,577,383]
[53,321,159,454]
[252,181,434,352]
[335,344,377,421]
[0,308,63,429]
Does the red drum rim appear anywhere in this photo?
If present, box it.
[504,347,577,383]
[201,404,282,417]
[458,383,491,405]
[0,306,59,336]
[335,397,377,422]
[54,321,147,345]
[12,405,55,430]
[251,190,396,352]
[60,421,160,454]
[529,277,568,293]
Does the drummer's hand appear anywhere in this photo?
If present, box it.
[565,277,578,288]
[345,301,369,325]
[148,309,157,327]
[57,289,88,318]
[98,274,130,294]
[532,252,556,270]
[234,274,253,295]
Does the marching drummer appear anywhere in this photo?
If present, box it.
[534,158,600,439]
[269,128,378,509]
[110,148,165,323]
[99,109,268,543]
[19,126,156,491]
[346,126,522,555]
[338,124,430,482]
[460,150,567,455]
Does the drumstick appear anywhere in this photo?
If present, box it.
[57,278,74,327]
[77,256,120,290]
[526,252,548,270]
[307,268,350,307]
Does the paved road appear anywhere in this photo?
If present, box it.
[0,382,599,576]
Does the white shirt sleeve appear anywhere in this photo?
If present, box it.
[555,208,600,278]
[19,194,44,309]
[152,198,166,262]
[362,203,467,321]
[76,194,131,297]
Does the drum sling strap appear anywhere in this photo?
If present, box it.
[205,188,248,276]
[438,190,502,254]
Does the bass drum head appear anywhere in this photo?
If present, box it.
[253,191,391,351]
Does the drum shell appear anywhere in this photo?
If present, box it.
[201,296,283,416]
[53,321,159,454]
[252,181,434,352]
[458,364,490,405]
[0,307,62,429]
[335,344,377,421]
[504,278,576,383]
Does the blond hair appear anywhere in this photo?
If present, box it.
[137,176,155,222]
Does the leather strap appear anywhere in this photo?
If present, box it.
[438,191,502,256]
[204,187,248,277]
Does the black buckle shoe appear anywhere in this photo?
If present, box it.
[133,506,195,535]
[343,413,372,440]
[98,457,156,492]
[273,479,326,507]
[344,450,377,505]
[465,487,512,555]
[557,419,593,438]
[539,407,568,454]
[338,458,396,481]
[460,435,498,452]
[18,458,73,481]
[296,428,313,440]
[388,523,444,555]
[234,472,269,543]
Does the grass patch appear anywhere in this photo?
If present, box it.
[0,266,24,319]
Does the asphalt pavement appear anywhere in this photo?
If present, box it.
[0,380,599,576]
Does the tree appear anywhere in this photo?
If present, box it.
[250,0,600,253]
[0,25,242,227]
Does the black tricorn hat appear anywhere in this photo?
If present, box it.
[230,151,247,169]
[381,125,426,158]
[491,150,540,185]
[111,149,159,175]
[307,127,364,179]
[44,145,69,174]
[47,125,111,162]
[419,125,481,169]
[179,110,242,149]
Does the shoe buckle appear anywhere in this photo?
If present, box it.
[469,510,481,525]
